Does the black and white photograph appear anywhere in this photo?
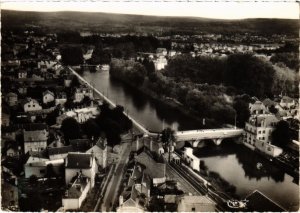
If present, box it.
[1,1,299,212]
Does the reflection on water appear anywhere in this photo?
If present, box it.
[83,70,202,131]
[82,70,299,211]
[193,142,299,211]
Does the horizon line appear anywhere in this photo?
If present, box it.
[2,9,299,20]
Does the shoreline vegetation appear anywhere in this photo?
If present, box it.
[108,54,298,130]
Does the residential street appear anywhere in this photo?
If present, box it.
[101,142,131,212]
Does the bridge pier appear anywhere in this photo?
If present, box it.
[192,140,201,147]
[213,138,223,146]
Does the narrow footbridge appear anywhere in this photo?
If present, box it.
[175,128,244,146]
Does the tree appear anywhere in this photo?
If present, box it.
[225,53,275,98]
[61,46,83,66]
[82,119,101,140]
[45,163,56,178]
[61,117,81,144]
[28,174,38,185]
[91,41,111,65]
[233,96,251,127]
[271,120,291,148]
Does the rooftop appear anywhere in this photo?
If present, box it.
[245,190,285,211]
[65,152,93,169]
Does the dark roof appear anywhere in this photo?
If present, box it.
[245,190,285,212]
[65,152,93,169]
[70,139,91,152]
[48,145,73,156]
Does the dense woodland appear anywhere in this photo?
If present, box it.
[110,53,299,127]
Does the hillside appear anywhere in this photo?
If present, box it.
[1,10,298,35]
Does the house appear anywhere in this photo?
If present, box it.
[43,90,55,104]
[62,174,91,210]
[244,190,285,211]
[182,147,201,172]
[38,60,57,71]
[48,145,74,160]
[70,139,92,152]
[74,87,94,103]
[24,156,64,178]
[18,70,28,79]
[5,92,18,107]
[65,152,97,188]
[156,48,168,57]
[23,128,48,153]
[177,195,216,212]
[244,114,282,157]
[2,112,10,127]
[6,142,21,157]
[55,92,67,106]
[126,163,151,199]
[249,101,268,115]
[23,98,42,112]
[83,49,94,60]
[154,56,168,71]
[135,149,166,186]
[262,98,277,112]
[168,50,176,57]
[86,137,107,169]
[280,96,296,109]
[1,180,19,211]
[1,126,19,141]
[117,185,146,212]
[57,107,99,124]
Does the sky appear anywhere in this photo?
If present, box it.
[1,0,299,19]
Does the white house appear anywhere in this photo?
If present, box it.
[244,114,283,157]
[86,137,107,169]
[65,152,97,188]
[182,147,201,172]
[62,175,91,210]
[43,90,55,104]
[57,106,99,124]
[55,92,67,106]
[23,129,48,154]
[74,87,94,103]
[24,157,64,178]
[117,186,145,212]
[23,98,42,112]
[154,56,168,71]
[177,195,216,212]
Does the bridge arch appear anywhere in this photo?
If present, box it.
[213,138,223,146]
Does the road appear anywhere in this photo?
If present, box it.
[100,142,131,212]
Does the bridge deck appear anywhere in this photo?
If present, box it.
[175,128,244,141]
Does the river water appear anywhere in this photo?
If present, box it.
[82,70,299,211]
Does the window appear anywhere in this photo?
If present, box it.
[258,130,261,134]
[262,130,265,133]
[262,137,265,140]
[28,105,31,107]
[33,105,35,107]
[192,208,195,211]
[40,169,45,174]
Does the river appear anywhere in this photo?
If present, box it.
[82,70,299,211]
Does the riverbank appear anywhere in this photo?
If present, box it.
[109,74,220,129]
